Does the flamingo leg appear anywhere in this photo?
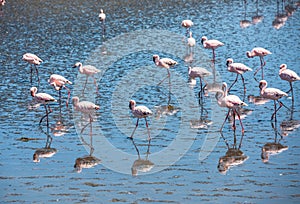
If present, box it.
[240,74,246,95]
[235,109,245,133]
[271,100,277,122]
[129,118,139,139]
[82,76,88,95]
[92,76,99,94]
[145,118,151,141]
[40,104,51,126]
[198,77,204,100]
[232,109,236,131]
[220,109,231,132]
[212,49,216,62]
[290,82,294,104]
[35,65,40,84]
[30,65,33,84]
[228,74,239,93]
[63,85,71,108]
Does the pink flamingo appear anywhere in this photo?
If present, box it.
[153,54,178,86]
[73,62,100,94]
[98,9,106,36]
[129,100,152,140]
[48,74,72,108]
[216,82,248,133]
[279,64,300,104]
[181,19,193,36]
[188,66,212,98]
[22,53,43,83]
[30,87,57,126]
[246,47,272,78]
[201,36,224,61]
[226,58,252,94]
[187,31,196,53]
[72,97,100,122]
[259,80,288,121]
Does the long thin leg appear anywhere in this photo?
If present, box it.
[240,74,246,95]
[228,74,239,92]
[290,82,294,105]
[129,118,139,139]
[35,65,40,84]
[82,76,88,95]
[220,109,231,132]
[271,100,277,122]
[92,76,99,94]
[212,49,216,62]
[63,85,71,108]
[40,104,50,126]
[59,89,62,114]
[30,65,33,84]
[232,109,236,131]
[145,118,151,141]
[260,56,264,79]
[235,109,245,133]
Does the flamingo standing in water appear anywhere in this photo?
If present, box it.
[259,80,288,121]
[226,58,252,94]
[279,64,300,104]
[187,31,196,53]
[98,9,106,37]
[30,87,57,126]
[129,100,152,140]
[188,66,212,98]
[72,97,100,122]
[73,62,101,95]
[22,53,43,83]
[181,19,193,37]
[246,47,271,79]
[153,54,178,86]
[48,74,72,108]
[201,36,224,61]
[216,82,248,133]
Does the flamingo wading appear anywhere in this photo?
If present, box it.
[201,36,224,61]
[48,74,72,108]
[22,53,43,84]
[246,47,271,79]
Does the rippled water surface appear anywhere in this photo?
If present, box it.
[1,0,300,203]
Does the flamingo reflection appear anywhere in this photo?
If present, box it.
[188,66,212,99]
[280,105,300,137]
[218,130,248,174]
[131,139,154,176]
[261,122,288,163]
[33,127,57,163]
[22,53,42,84]
[252,0,264,24]
[190,98,213,129]
[240,0,252,28]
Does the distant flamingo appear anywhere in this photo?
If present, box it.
[22,53,43,83]
[181,19,193,37]
[226,58,252,94]
[98,9,106,37]
[72,96,100,123]
[201,36,224,61]
[259,80,288,121]
[216,82,248,133]
[73,62,100,94]
[246,47,271,78]
[129,100,152,140]
[279,64,300,104]
[30,87,57,126]
[187,31,196,53]
[188,66,212,98]
[153,54,178,86]
[48,74,72,108]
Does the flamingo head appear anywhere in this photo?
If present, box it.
[201,36,207,45]
[259,80,267,90]
[279,64,287,70]
[73,62,82,68]
[226,58,233,66]
[30,87,37,97]
[129,100,136,110]
[246,51,253,58]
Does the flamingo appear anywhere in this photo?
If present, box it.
[73,62,101,94]
[259,80,288,121]
[279,64,300,104]
[215,82,248,133]
[48,74,72,108]
[188,66,212,98]
[187,31,196,53]
[181,19,193,37]
[98,9,106,37]
[129,100,152,140]
[201,36,224,61]
[153,54,178,86]
[246,47,271,78]
[30,87,57,126]
[226,58,252,94]
[22,53,43,83]
[72,97,100,122]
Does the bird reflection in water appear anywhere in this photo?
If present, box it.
[272,0,296,29]
[50,115,73,137]
[261,121,288,163]
[251,0,264,25]
[247,95,270,105]
[74,120,101,173]
[240,0,252,28]
[218,130,248,174]
[33,127,57,163]
[131,139,154,176]
[280,105,300,136]
[190,95,213,129]
[188,66,212,99]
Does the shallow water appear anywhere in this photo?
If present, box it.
[1,0,300,203]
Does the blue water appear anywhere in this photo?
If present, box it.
[1,0,300,203]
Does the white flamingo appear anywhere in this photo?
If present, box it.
[188,66,212,98]
[129,100,152,140]
[48,74,72,108]
[216,82,248,133]
[22,53,43,83]
[73,62,101,94]
[226,58,252,93]
[246,47,271,78]
[181,19,193,36]
[72,96,100,122]
[98,9,106,36]
[259,80,288,121]
[30,87,57,126]
[187,31,196,53]
[279,64,300,103]
[201,36,224,61]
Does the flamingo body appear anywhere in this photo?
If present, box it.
[181,19,193,28]
[279,64,300,82]
[187,31,196,47]
[72,97,100,114]
[246,47,271,58]
[226,58,252,75]
[22,53,43,65]
[73,62,100,76]
[201,36,224,50]
[48,74,72,91]
[153,55,177,69]
[129,100,152,118]
[259,80,287,100]
[98,9,106,21]
[30,87,56,104]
